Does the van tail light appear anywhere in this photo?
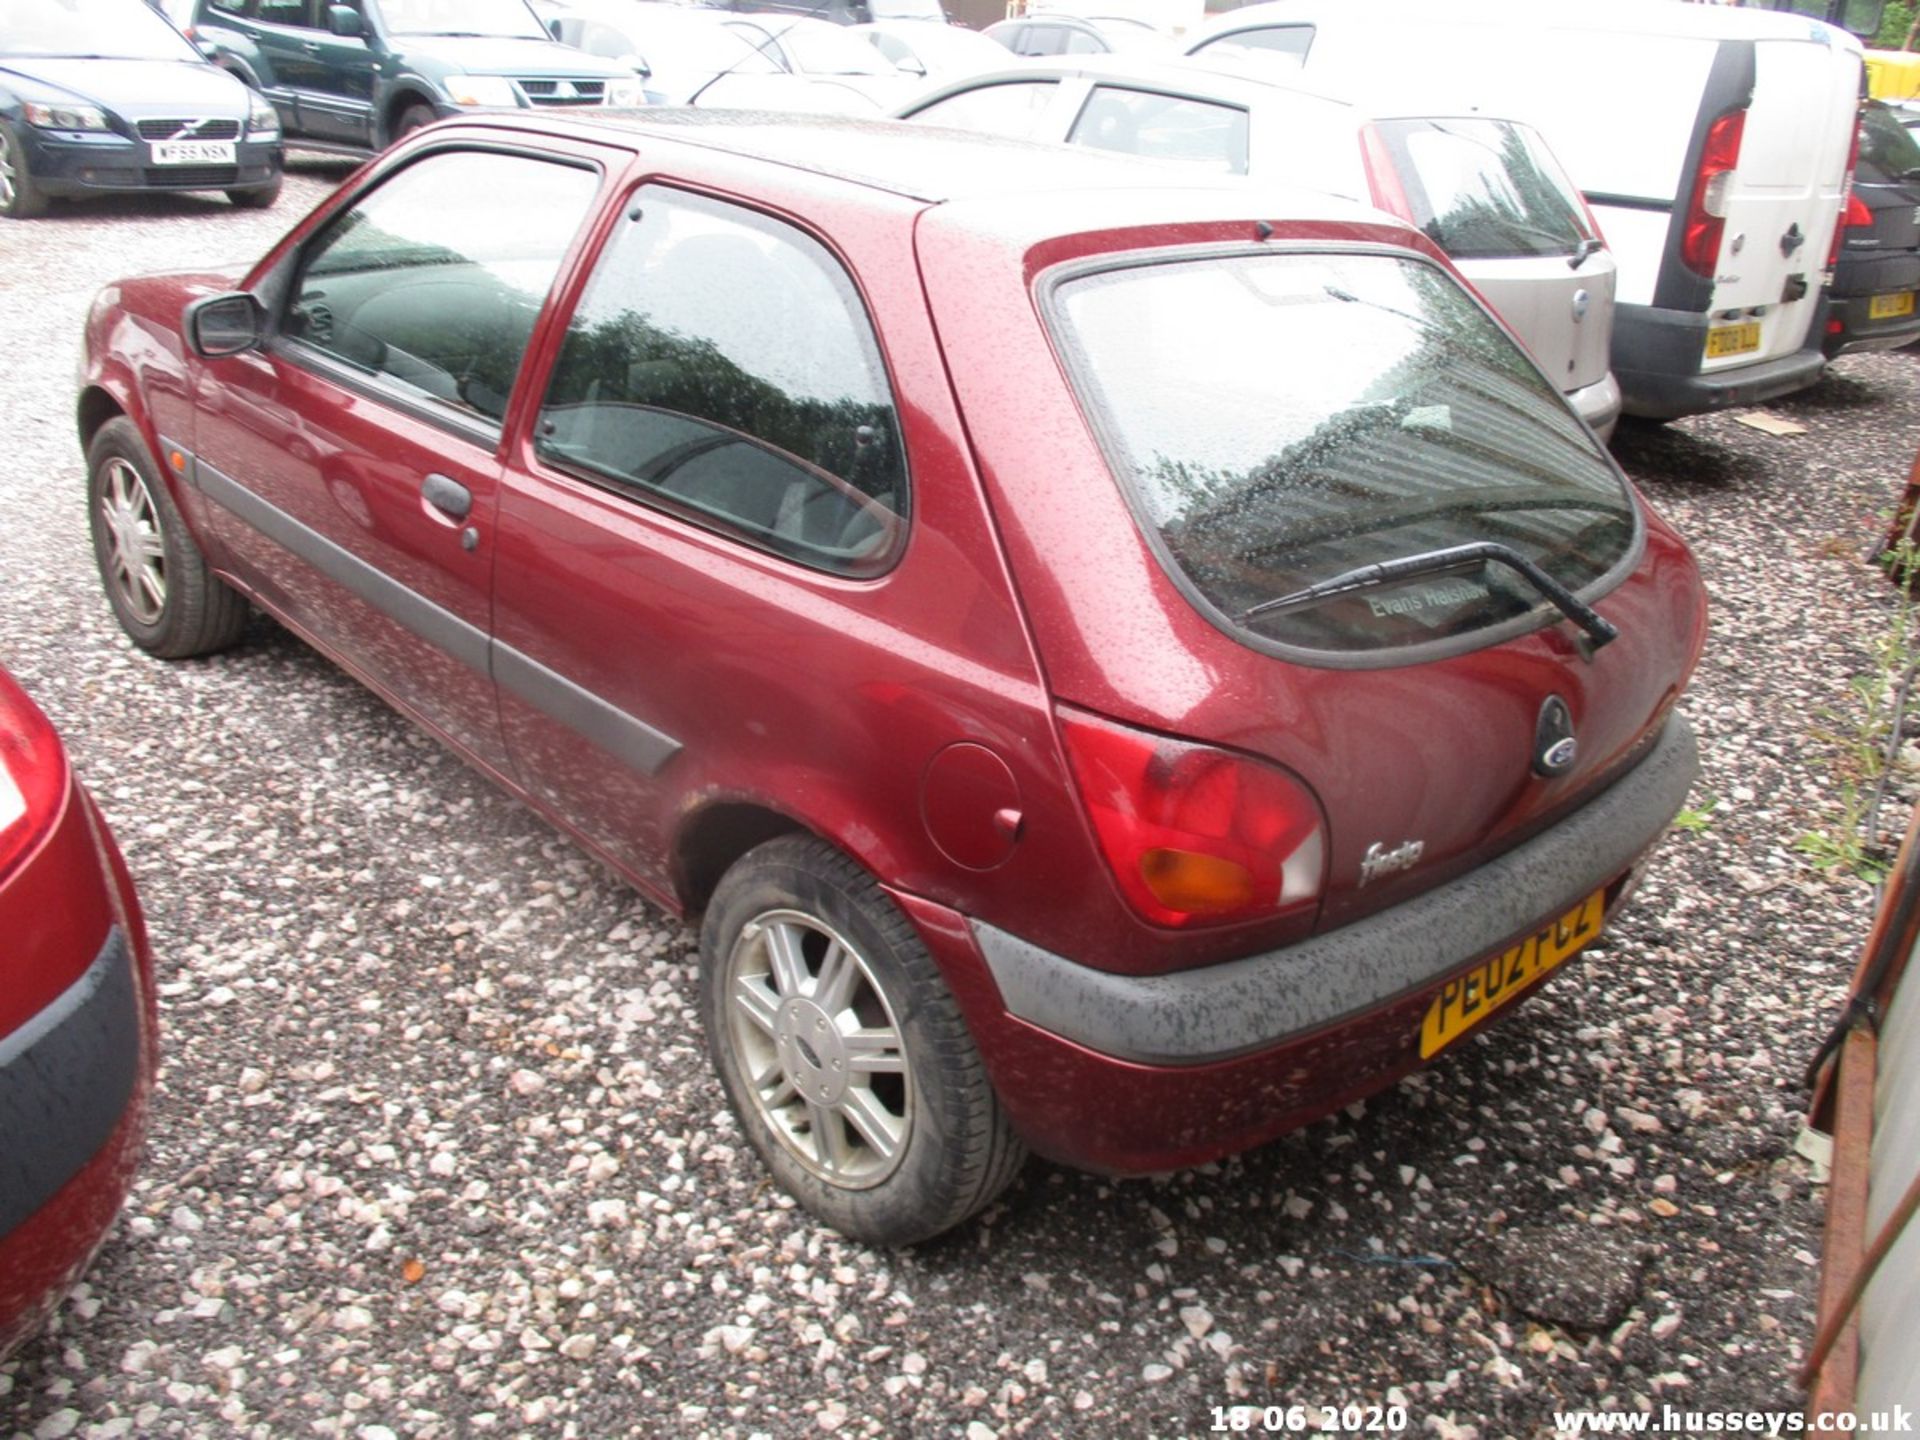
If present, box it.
[1830,108,1868,267]
[1682,107,1747,277]
[1057,707,1326,929]
[0,674,69,882]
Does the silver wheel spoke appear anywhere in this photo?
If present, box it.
[134,529,165,562]
[841,1088,904,1163]
[811,940,857,1015]
[732,974,781,1037]
[764,923,808,999]
[806,1100,845,1173]
[751,1058,797,1110]
[844,1028,905,1074]
[137,567,166,615]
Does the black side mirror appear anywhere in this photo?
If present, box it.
[327,5,364,37]
[547,16,564,40]
[183,292,264,359]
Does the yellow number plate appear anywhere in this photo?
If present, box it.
[1419,890,1606,1059]
[1869,290,1917,320]
[1704,321,1762,359]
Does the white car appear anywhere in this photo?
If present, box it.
[540,0,914,112]
[901,55,1623,438]
[852,19,1017,82]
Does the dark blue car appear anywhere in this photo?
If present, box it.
[0,0,283,219]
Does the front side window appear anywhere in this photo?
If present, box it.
[1050,250,1635,656]
[907,80,1062,140]
[284,150,597,426]
[1068,86,1249,173]
[1370,118,1594,261]
[536,188,909,577]
[254,0,316,26]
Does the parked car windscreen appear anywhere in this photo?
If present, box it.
[380,0,548,39]
[2,0,202,59]
[1370,118,1594,261]
[1049,249,1635,655]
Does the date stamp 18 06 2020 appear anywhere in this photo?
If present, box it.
[1209,1404,1412,1433]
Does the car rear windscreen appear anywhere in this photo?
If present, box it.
[1371,118,1595,261]
[1049,250,1636,656]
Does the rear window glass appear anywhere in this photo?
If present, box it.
[1859,102,1920,185]
[1049,251,1635,656]
[1371,119,1594,260]
[1189,23,1313,67]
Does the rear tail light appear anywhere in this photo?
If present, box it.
[1682,107,1747,278]
[0,675,69,880]
[1058,707,1326,929]
[1830,108,1868,267]
[1357,123,1415,227]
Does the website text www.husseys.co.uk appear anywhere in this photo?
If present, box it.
[1552,1405,1914,1434]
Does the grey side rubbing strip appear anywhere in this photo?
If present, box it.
[196,458,492,672]
[492,643,682,777]
[0,928,141,1238]
[194,455,681,776]
[973,715,1700,1067]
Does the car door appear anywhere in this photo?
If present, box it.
[489,182,921,894]
[293,0,378,148]
[188,143,602,774]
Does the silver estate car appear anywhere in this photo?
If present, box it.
[899,55,1622,439]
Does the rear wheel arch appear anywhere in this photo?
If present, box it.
[672,800,808,918]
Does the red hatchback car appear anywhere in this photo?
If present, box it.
[78,111,1704,1244]
[0,666,158,1355]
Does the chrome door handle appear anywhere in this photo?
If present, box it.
[422,473,472,521]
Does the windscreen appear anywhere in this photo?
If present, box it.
[1050,250,1635,655]
[2,0,201,59]
[1370,118,1594,260]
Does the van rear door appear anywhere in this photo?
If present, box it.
[1693,34,1859,372]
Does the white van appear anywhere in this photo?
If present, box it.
[1182,0,1865,421]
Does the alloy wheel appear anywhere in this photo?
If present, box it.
[0,130,15,210]
[724,909,913,1188]
[98,457,168,625]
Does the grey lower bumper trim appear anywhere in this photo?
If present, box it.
[972,715,1698,1066]
[0,927,141,1238]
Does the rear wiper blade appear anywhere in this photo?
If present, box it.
[1236,540,1619,650]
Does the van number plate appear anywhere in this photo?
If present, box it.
[1418,890,1605,1059]
[1869,291,1917,320]
[1704,321,1762,359]
[151,141,236,165]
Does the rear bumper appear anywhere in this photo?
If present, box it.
[22,127,282,199]
[1567,370,1623,443]
[1613,302,1828,419]
[1822,251,1920,356]
[906,715,1698,1173]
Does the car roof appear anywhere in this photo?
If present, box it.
[442,108,1392,223]
[1186,0,1866,50]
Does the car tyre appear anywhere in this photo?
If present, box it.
[393,103,437,144]
[86,418,249,659]
[0,120,49,220]
[700,834,1025,1246]
[226,173,282,209]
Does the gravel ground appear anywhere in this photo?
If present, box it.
[0,159,1912,1440]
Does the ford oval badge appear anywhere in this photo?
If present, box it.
[1534,696,1577,778]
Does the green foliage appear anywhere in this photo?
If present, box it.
[1873,0,1915,48]
[1672,794,1718,834]
[1795,541,1920,880]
